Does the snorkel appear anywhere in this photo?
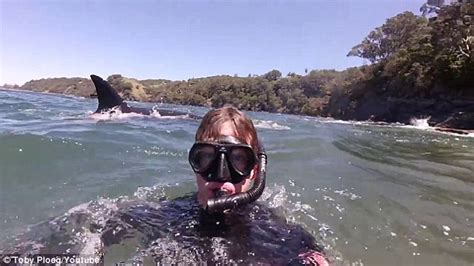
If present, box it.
[205,144,267,213]
[189,135,267,213]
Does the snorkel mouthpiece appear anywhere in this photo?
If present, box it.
[206,144,267,213]
[213,189,228,198]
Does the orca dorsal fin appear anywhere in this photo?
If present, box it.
[90,74,124,113]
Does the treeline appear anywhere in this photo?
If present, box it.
[21,77,93,95]
[19,2,473,124]
[105,2,472,118]
[108,68,363,117]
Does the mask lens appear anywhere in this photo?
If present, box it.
[229,146,256,175]
[189,144,216,172]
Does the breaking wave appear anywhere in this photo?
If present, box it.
[253,120,291,130]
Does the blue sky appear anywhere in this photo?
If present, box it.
[1,0,425,85]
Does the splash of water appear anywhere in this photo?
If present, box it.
[253,120,291,130]
[89,107,145,121]
[88,106,191,121]
[409,117,431,129]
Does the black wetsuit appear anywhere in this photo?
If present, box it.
[101,194,323,265]
[1,194,324,265]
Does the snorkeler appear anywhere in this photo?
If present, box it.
[189,105,266,214]
[189,106,329,265]
[1,106,329,265]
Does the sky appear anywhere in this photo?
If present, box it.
[0,0,425,85]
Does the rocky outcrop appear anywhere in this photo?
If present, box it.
[434,110,474,130]
[327,91,474,130]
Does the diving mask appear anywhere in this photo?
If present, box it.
[188,135,257,184]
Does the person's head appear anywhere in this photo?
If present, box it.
[189,106,260,209]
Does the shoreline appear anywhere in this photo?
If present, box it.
[2,86,473,136]
[8,67,474,133]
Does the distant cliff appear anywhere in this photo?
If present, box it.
[21,77,95,97]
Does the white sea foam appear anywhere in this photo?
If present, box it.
[89,107,145,121]
[253,120,291,130]
[261,184,288,208]
[88,106,191,121]
[134,184,168,201]
[315,118,363,125]
[314,116,474,138]
[409,117,431,130]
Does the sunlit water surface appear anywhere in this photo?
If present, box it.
[0,89,473,265]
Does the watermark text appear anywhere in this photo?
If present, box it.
[1,254,102,265]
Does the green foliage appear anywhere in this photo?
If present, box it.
[347,12,431,65]
[20,2,473,120]
[430,3,474,89]
[21,77,93,96]
[348,2,473,97]
[262,69,282,81]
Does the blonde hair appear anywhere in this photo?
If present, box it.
[195,106,259,151]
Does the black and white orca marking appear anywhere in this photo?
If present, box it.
[90,74,198,118]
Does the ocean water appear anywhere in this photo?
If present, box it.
[0,88,473,265]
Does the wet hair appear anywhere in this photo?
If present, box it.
[195,106,259,151]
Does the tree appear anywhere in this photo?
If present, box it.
[430,2,474,88]
[262,69,282,81]
[348,12,431,64]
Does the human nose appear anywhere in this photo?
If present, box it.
[215,153,231,182]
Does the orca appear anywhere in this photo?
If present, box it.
[90,74,198,118]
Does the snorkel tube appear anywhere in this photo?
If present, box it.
[205,144,267,213]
